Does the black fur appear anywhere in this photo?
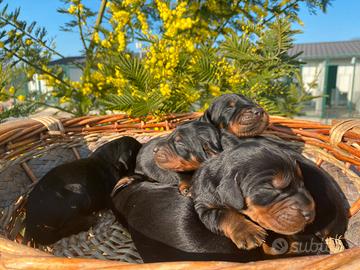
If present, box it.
[220,129,295,151]
[296,157,348,237]
[111,178,268,263]
[25,136,142,245]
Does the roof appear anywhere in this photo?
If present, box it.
[49,56,85,66]
[288,40,360,60]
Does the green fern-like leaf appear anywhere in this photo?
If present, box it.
[100,87,166,117]
[221,33,258,61]
[258,18,301,58]
[112,53,154,92]
[191,46,219,83]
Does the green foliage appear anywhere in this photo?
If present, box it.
[0,0,333,118]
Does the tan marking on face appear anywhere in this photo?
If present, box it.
[242,197,315,235]
[227,110,269,137]
[154,146,201,172]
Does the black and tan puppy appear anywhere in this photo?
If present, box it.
[199,93,269,137]
[135,121,222,194]
[111,176,267,263]
[191,141,316,250]
[220,131,348,240]
[25,136,142,245]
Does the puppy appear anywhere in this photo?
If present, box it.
[135,121,222,194]
[25,136,142,245]
[221,131,348,239]
[191,141,316,250]
[111,176,268,263]
[199,93,269,137]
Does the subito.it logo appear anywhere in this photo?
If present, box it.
[271,238,289,255]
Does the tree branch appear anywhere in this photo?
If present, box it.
[2,46,76,91]
[260,0,300,26]
[0,15,84,70]
[87,0,107,58]
[77,9,88,52]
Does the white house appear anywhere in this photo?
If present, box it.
[27,56,85,93]
[289,40,360,119]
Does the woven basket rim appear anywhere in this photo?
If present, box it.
[1,114,360,269]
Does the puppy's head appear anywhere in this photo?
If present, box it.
[154,122,222,172]
[201,94,269,137]
[220,146,315,235]
[93,136,142,172]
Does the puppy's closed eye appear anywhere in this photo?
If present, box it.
[202,141,220,157]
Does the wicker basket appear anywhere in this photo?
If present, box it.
[1,113,360,270]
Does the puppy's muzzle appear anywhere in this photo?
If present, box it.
[252,107,264,118]
[240,107,265,123]
[288,189,316,224]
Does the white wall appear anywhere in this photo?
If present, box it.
[301,64,321,95]
[301,61,325,115]
[336,65,353,95]
[27,74,53,93]
[301,58,360,116]
[352,62,360,112]
[27,66,82,93]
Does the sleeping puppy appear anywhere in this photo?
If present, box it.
[221,131,348,240]
[199,93,269,137]
[191,141,316,250]
[135,121,222,195]
[110,176,268,263]
[25,136,142,245]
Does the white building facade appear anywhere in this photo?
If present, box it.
[289,40,360,119]
[27,56,84,93]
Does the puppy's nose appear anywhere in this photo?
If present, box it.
[301,210,314,222]
[252,107,264,116]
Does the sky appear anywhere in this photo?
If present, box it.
[5,0,360,58]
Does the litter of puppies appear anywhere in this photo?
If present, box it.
[24,94,348,263]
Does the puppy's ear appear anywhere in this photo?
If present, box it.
[117,149,134,170]
[200,108,213,124]
[217,172,244,210]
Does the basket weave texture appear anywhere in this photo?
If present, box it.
[1,113,360,269]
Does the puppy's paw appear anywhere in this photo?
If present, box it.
[220,210,267,250]
[178,181,192,197]
[111,176,137,196]
[229,220,267,250]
